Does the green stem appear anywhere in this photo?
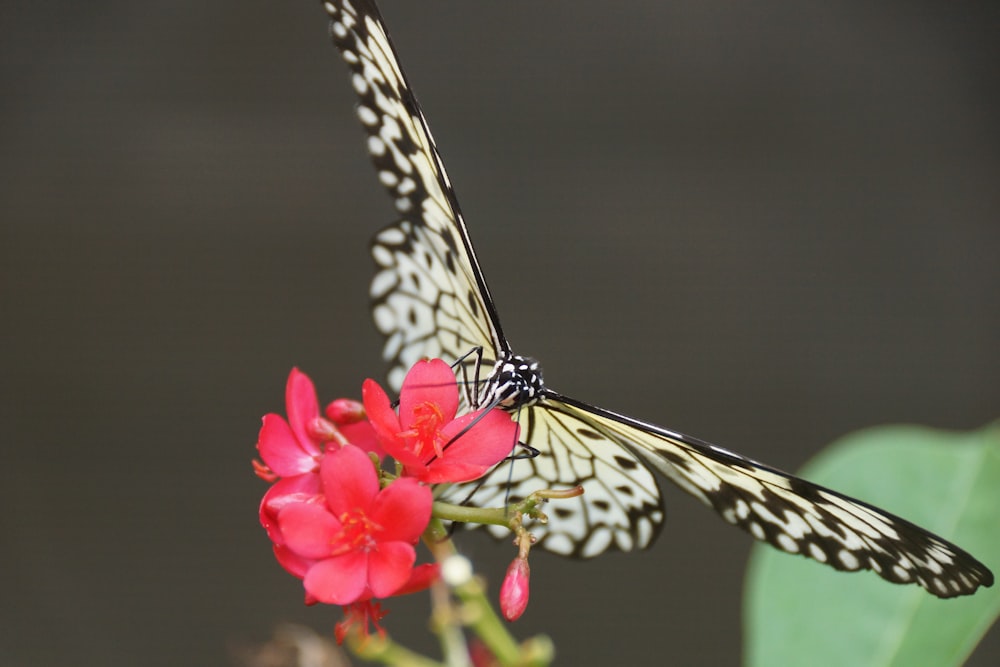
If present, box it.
[422,518,524,666]
[431,577,470,667]
[432,500,510,527]
[453,578,522,665]
[347,633,446,667]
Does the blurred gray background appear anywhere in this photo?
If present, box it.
[2,1,998,665]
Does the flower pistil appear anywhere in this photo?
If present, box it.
[331,508,383,555]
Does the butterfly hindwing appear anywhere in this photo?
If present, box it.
[439,402,665,558]
[548,393,992,597]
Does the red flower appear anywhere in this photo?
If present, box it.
[362,359,518,483]
[255,368,382,481]
[277,444,433,604]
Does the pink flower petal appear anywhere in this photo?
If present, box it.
[259,474,322,543]
[258,414,319,476]
[421,461,492,484]
[285,368,320,449]
[367,542,416,598]
[278,503,341,560]
[440,409,518,467]
[394,563,440,596]
[369,477,432,543]
[398,359,459,428]
[381,437,427,471]
[362,378,403,447]
[340,419,384,459]
[321,444,379,517]
[304,551,369,604]
[273,543,316,580]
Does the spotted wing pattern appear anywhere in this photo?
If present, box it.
[545,393,992,597]
[317,0,993,598]
[439,401,665,558]
[322,0,505,392]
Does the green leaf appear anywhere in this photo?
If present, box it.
[744,422,1000,667]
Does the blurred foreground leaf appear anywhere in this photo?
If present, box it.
[744,422,1000,667]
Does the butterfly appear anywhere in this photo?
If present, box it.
[317,0,992,598]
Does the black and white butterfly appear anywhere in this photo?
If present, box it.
[318,0,992,598]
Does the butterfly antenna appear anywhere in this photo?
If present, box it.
[450,345,486,408]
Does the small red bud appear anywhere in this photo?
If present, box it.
[307,416,338,441]
[326,398,366,424]
[499,557,530,621]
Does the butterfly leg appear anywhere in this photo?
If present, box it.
[451,345,486,409]
[507,441,540,461]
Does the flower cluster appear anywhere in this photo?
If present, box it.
[254,359,520,640]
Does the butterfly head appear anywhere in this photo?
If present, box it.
[486,354,544,411]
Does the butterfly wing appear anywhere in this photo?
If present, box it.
[439,402,665,558]
[323,0,507,391]
[543,391,993,598]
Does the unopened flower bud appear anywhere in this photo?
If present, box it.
[326,398,366,424]
[499,556,530,621]
[307,416,338,441]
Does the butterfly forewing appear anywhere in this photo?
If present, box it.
[371,219,498,392]
[318,0,993,598]
[323,0,505,392]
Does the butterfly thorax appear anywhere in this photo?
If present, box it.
[481,354,544,411]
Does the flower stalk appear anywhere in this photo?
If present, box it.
[343,630,446,667]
